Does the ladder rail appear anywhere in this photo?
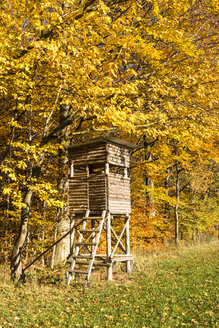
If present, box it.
[67,210,107,287]
[85,210,106,286]
[67,209,90,285]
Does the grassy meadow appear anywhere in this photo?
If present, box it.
[0,241,218,328]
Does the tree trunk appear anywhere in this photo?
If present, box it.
[10,161,43,280]
[4,126,15,261]
[144,174,156,216]
[53,104,71,264]
[50,225,58,270]
[11,189,33,281]
[164,168,170,219]
[143,139,155,217]
[174,160,180,247]
[10,101,72,278]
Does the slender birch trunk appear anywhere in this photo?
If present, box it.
[174,160,180,247]
[143,139,155,217]
[51,225,58,270]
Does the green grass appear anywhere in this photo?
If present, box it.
[0,241,218,328]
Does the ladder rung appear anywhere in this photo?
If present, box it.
[75,261,90,265]
[76,242,97,246]
[70,270,88,274]
[93,262,111,267]
[75,261,111,267]
[79,229,100,233]
[82,217,101,220]
[73,255,93,259]
[66,258,90,263]
[67,210,107,286]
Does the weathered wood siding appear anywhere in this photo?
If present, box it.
[68,140,132,214]
[69,172,107,214]
[88,173,107,212]
[69,143,107,166]
[108,173,131,214]
[68,172,88,214]
[107,144,130,167]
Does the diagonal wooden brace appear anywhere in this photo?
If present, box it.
[111,219,129,258]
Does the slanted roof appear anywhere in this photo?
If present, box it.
[69,136,141,150]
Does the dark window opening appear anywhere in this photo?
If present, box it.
[89,164,104,175]
[109,165,130,177]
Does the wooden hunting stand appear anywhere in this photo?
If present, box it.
[66,137,140,286]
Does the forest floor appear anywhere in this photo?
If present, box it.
[0,240,218,328]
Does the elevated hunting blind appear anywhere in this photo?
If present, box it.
[66,137,140,286]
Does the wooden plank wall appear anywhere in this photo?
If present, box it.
[108,173,131,214]
[68,143,107,166]
[68,171,88,214]
[88,173,107,212]
[68,141,132,214]
[107,144,130,167]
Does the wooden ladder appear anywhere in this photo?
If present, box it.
[67,210,106,287]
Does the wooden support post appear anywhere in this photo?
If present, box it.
[105,162,109,213]
[111,220,128,258]
[125,215,131,273]
[70,214,75,255]
[70,161,74,177]
[105,163,109,175]
[106,212,113,281]
[86,165,89,209]
[91,219,96,254]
